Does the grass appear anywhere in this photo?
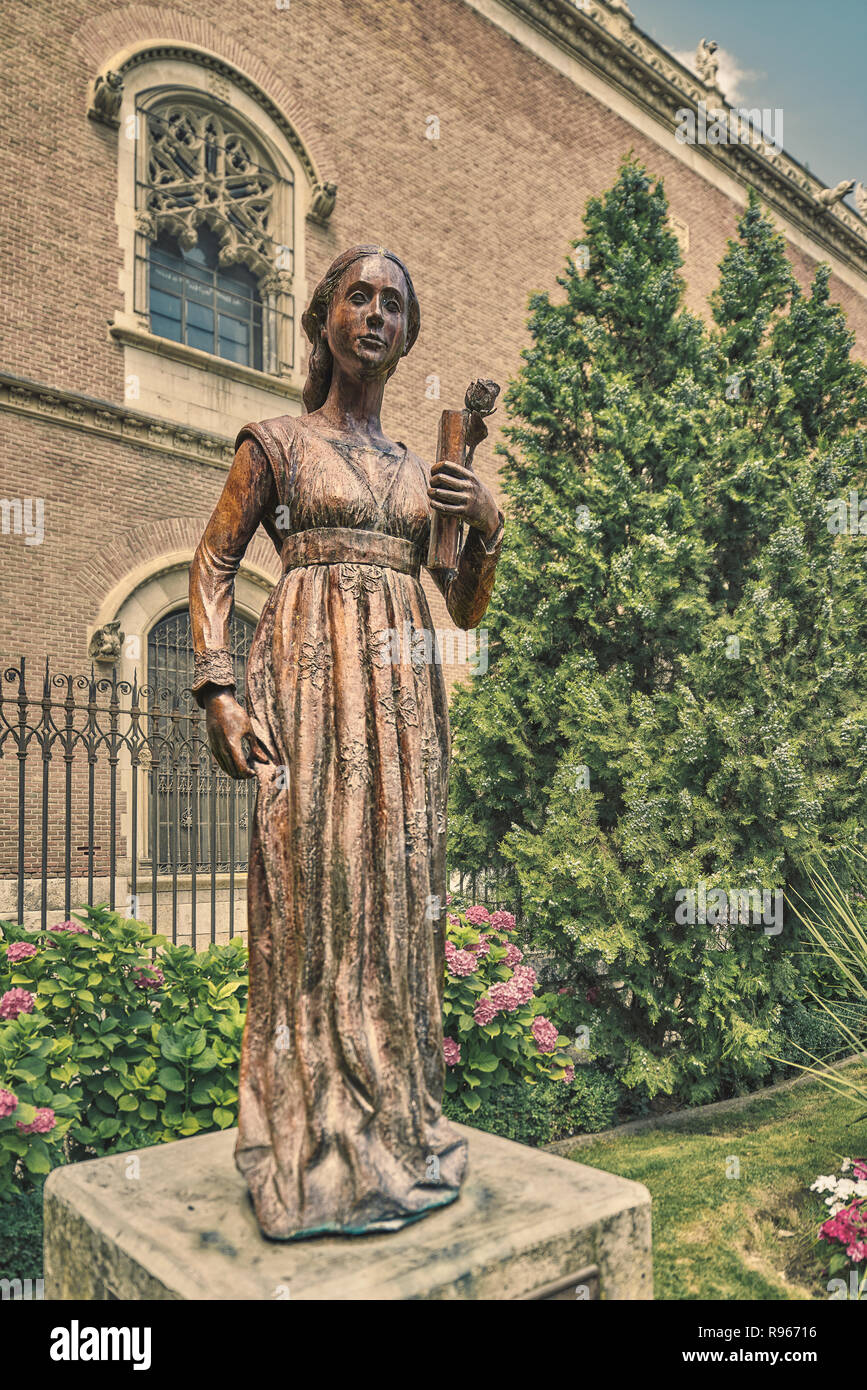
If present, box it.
[560,1062,867,1300]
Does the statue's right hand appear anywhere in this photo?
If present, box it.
[203,689,272,779]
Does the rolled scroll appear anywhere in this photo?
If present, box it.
[427,378,500,572]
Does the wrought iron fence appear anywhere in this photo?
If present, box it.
[0,657,253,946]
[449,867,522,922]
[0,656,522,946]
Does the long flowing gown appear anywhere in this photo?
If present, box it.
[189,413,503,1239]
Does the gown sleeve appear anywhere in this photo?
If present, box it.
[189,437,279,707]
[428,509,505,631]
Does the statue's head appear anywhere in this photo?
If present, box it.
[301,245,420,412]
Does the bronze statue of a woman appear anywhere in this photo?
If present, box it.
[189,246,504,1240]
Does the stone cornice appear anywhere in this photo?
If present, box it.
[490,0,867,280]
[0,371,235,471]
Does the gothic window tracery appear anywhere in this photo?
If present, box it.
[135,95,295,373]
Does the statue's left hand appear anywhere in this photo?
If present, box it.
[428,459,500,539]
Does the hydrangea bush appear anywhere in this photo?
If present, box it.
[441,903,572,1113]
[810,1157,867,1297]
[0,907,247,1196]
[1,900,576,1191]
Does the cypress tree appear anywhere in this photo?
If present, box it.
[449,169,867,1102]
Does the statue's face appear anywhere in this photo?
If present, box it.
[324,255,409,382]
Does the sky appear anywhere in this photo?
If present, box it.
[631,0,866,206]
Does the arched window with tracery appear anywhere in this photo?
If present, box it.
[135,96,295,376]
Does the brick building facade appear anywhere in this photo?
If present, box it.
[2,0,866,936]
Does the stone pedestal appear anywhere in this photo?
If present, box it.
[44,1125,652,1300]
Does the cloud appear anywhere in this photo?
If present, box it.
[672,46,762,105]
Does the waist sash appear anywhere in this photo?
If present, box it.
[281,527,422,578]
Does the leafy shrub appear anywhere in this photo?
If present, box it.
[448,165,867,1108]
[0,899,617,1203]
[0,906,247,1195]
[442,904,573,1114]
[0,1183,44,1281]
[777,856,867,1116]
[0,1009,78,1189]
[444,1066,622,1146]
[774,1002,849,1067]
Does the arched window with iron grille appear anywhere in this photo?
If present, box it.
[147,608,255,873]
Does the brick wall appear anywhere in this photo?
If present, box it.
[2,0,866,879]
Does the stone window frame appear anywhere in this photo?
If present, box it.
[134,90,294,377]
[107,53,319,419]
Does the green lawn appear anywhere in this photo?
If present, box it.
[560,1064,867,1300]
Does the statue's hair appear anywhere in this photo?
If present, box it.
[300,245,420,413]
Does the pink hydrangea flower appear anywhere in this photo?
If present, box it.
[450,951,478,978]
[5,941,37,963]
[464,905,491,926]
[0,987,36,1020]
[445,893,452,905]
[16,1106,55,1136]
[444,941,477,978]
[531,1016,559,1053]
[511,964,537,1003]
[0,1088,19,1118]
[853,1160,867,1182]
[132,967,165,990]
[489,909,516,933]
[562,1065,575,1083]
[447,913,460,925]
[50,920,91,935]
[488,980,521,1013]
[443,1037,461,1067]
[473,996,498,1026]
[468,933,491,958]
[504,942,524,968]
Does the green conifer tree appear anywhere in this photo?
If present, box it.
[449,169,867,1103]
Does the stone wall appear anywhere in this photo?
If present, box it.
[3,0,867,678]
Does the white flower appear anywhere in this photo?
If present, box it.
[811,1175,837,1193]
[841,1158,853,1173]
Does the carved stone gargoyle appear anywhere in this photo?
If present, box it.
[89,71,124,128]
[88,620,124,664]
[308,181,338,225]
[817,180,856,211]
